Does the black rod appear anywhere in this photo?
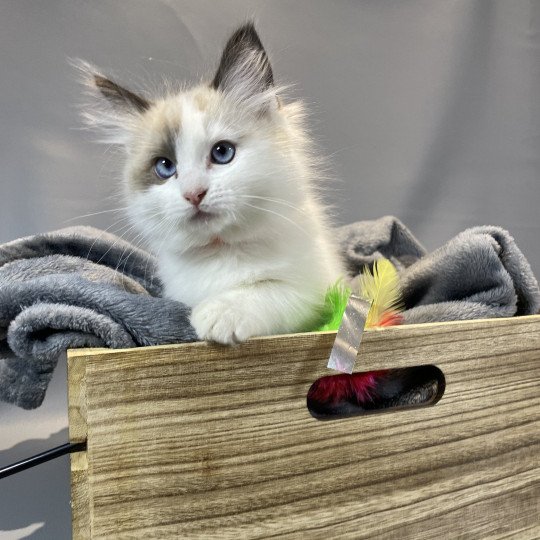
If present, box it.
[0,441,87,480]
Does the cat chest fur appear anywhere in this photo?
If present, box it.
[158,241,301,308]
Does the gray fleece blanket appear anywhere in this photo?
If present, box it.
[1,216,539,409]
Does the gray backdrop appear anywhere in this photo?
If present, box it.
[1,1,539,538]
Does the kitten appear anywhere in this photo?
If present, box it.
[81,23,344,344]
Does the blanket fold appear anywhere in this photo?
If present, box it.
[338,218,540,324]
[1,217,538,409]
[0,227,197,408]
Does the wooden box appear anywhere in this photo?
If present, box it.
[68,316,540,539]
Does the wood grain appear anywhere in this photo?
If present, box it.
[68,315,540,539]
[67,351,88,443]
[70,450,90,540]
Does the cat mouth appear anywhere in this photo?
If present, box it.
[190,209,216,222]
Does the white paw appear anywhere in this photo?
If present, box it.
[190,298,260,344]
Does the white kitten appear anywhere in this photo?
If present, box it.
[81,23,344,344]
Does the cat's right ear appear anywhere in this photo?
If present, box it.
[74,60,151,145]
[211,23,277,111]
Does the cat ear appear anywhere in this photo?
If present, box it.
[211,23,276,108]
[92,74,150,114]
[74,60,151,144]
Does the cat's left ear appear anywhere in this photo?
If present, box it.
[211,23,276,109]
[74,60,151,144]
[91,74,150,115]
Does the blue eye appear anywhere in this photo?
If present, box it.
[153,157,176,179]
[210,141,235,164]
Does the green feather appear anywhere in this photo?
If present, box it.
[312,280,351,332]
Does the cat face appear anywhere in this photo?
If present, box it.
[81,24,310,250]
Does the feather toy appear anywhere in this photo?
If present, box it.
[358,258,404,327]
[309,258,404,411]
[315,280,351,332]
[314,258,404,331]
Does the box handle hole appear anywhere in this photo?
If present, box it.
[307,365,445,420]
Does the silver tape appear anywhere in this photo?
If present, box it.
[327,294,372,374]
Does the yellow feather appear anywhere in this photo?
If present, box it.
[357,258,403,327]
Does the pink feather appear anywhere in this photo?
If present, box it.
[308,370,389,405]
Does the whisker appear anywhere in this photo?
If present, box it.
[240,202,309,237]
[238,195,306,214]
[63,206,129,224]
[114,227,156,292]
[85,215,133,260]
[324,144,358,161]
[142,218,176,288]
[92,219,143,265]
[114,226,143,278]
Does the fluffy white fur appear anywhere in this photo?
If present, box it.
[81,24,344,344]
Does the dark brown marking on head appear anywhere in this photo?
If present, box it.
[130,116,180,191]
[157,121,179,162]
[94,75,150,113]
[211,22,274,93]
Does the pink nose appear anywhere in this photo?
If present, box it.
[183,189,208,207]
